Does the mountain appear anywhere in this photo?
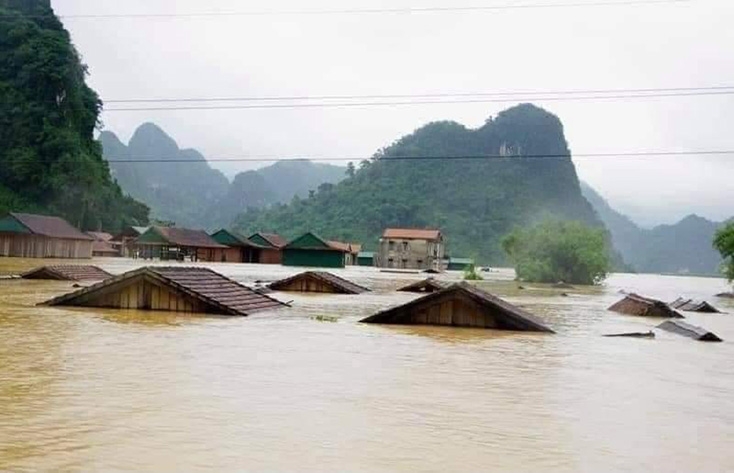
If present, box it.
[581,182,726,275]
[0,0,148,231]
[233,104,601,264]
[101,124,347,229]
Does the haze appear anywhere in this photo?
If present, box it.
[52,0,734,227]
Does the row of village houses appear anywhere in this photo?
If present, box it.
[0,212,474,270]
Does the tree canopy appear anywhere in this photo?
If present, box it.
[713,222,734,281]
[0,1,148,231]
[502,220,612,285]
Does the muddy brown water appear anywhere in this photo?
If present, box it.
[1,258,733,472]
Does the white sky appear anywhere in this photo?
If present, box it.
[52,0,734,227]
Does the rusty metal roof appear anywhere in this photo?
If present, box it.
[397,278,451,293]
[22,265,112,281]
[382,228,442,240]
[362,282,554,332]
[10,213,93,240]
[269,271,370,294]
[44,266,286,316]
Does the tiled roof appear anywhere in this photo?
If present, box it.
[269,271,370,294]
[145,226,228,249]
[669,298,721,313]
[257,233,288,248]
[608,293,683,318]
[327,240,361,254]
[22,265,112,281]
[397,278,451,293]
[382,228,442,240]
[10,213,93,240]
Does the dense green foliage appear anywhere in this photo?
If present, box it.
[101,124,347,229]
[581,183,729,275]
[234,104,600,263]
[0,1,148,231]
[713,222,734,281]
[463,264,483,281]
[502,220,611,285]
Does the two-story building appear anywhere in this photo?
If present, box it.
[376,228,444,270]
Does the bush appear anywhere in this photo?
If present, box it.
[502,220,611,285]
[463,264,483,281]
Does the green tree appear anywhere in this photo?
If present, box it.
[502,220,611,285]
[713,222,734,281]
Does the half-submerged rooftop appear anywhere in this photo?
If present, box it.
[22,265,112,281]
[43,266,286,316]
[269,271,370,294]
[608,293,683,318]
[397,278,451,294]
[361,282,554,332]
[669,298,721,313]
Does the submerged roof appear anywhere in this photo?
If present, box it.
[5,213,93,240]
[210,229,267,249]
[44,266,286,316]
[137,226,227,249]
[608,293,683,318]
[250,232,288,249]
[87,231,114,241]
[269,271,370,294]
[362,282,554,332]
[327,240,361,254]
[22,265,112,281]
[382,228,442,240]
[669,298,721,313]
[397,278,451,293]
[658,320,723,342]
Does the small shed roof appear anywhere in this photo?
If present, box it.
[269,271,370,294]
[397,278,451,293]
[4,212,93,240]
[362,282,554,332]
[608,293,684,318]
[22,265,112,281]
[250,232,288,249]
[44,266,286,316]
[669,298,721,313]
[137,226,227,249]
[382,228,442,241]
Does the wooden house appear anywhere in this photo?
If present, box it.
[210,229,267,263]
[669,297,721,313]
[269,271,370,294]
[376,228,445,271]
[22,265,112,281]
[397,278,450,294]
[447,257,474,271]
[325,240,361,266]
[86,231,120,257]
[282,232,355,268]
[608,293,683,318]
[43,266,286,316]
[248,232,287,264]
[0,212,94,259]
[112,226,149,257]
[361,282,554,332]
[134,226,229,262]
[657,320,722,342]
[357,251,375,267]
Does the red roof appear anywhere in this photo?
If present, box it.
[258,233,288,248]
[382,228,442,241]
[10,213,93,240]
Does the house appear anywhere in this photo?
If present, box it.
[248,232,287,264]
[269,271,370,294]
[608,293,683,318]
[43,266,286,316]
[22,265,112,281]
[447,257,474,271]
[397,278,451,294]
[134,226,229,262]
[376,228,445,270]
[361,282,554,332]
[87,231,120,257]
[669,297,721,313]
[112,226,149,257]
[357,251,375,267]
[282,232,355,268]
[0,212,94,259]
[210,229,267,263]
[325,240,361,265]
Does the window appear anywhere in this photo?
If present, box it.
[388,241,395,251]
[402,241,409,252]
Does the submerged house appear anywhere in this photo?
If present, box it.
[112,226,149,257]
[608,293,683,318]
[43,266,286,316]
[376,228,445,271]
[362,282,554,332]
[0,212,94,259]
[22,265,112,281]
[248,232,287,264]
[87,231,120,257]
[269,271,370,294]
[282,232,357,268]
[357,251,375,267]
[669,298,721,313]
[447,257,474,271]
[134,226,229,262]
[397,278,451,294]
[210,229,267,263]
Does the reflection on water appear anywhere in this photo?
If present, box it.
[1,257,733,472]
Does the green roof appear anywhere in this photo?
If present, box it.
[449,257,474,264]
[358,251,375,258]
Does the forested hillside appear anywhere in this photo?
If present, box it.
[234,104,600,264]
[581,183,727,275]
[0,0,149,231]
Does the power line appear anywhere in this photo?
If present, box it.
[102,86,734,104]
[90,150,734,164]
[48,0,690,20]
[100,90,734,112]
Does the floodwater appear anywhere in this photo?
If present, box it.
[1,258,733,472]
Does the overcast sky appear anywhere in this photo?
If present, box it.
[53,0,733,227]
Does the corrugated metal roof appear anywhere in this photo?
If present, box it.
[382,228,442,240]
[211,229,268,249]
[257,233,287,248]
[669,298,721,313]
[9,213,93,240]
[608,293,684,318]
[397,278,451,293]
[269,271,370,294]
[44,266,286,316]
[139,226,228,249]
[22,265,112,281]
